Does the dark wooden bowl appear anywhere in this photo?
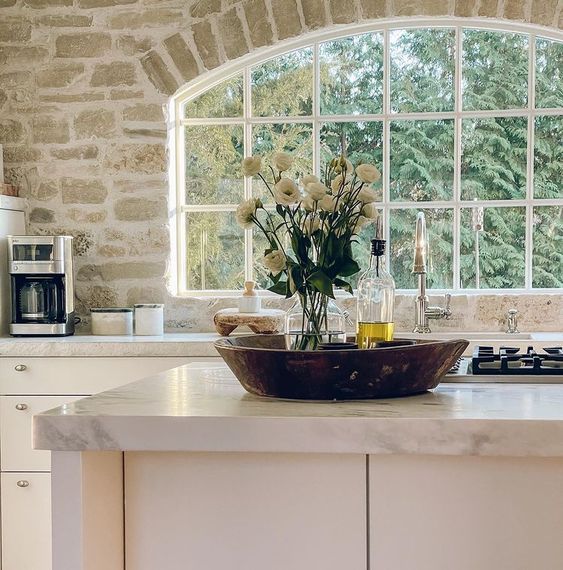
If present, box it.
[215,335,469,400]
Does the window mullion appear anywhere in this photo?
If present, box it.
[313,40,320,178]
[383,27,391,267]
[525,34,536,289]
[453,25,463,291]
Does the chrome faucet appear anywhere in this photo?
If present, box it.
[412,211,452,333]
[506,308,519,334]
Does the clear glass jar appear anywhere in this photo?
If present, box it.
[285,292,346,351]
[356,239,396,348]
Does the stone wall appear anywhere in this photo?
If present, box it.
[0,0,561,332]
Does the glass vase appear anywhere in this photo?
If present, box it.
[284,291,346,350]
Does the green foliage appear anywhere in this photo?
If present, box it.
[390,28,455,113]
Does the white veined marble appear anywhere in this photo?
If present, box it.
[33,361,563,457]
[0,332,225,357]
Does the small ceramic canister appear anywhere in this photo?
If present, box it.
[134,304,164,335]
[91,308,133,335]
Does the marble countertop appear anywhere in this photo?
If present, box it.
[3,331,562,358]
[0,332,226,357]
[34,361,563,457]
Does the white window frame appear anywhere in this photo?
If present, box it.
[169,17,563,297]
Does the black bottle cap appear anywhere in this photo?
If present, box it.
[371,238,386,257]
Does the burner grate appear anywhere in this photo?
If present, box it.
[472,345,563,375]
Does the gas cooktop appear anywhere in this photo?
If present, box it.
[445,345,563,383]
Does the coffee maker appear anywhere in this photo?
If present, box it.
[8,236,75,336]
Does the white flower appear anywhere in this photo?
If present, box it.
[300,216,321,236]
[235,198,260,229]
[301,174,319,187]
[274,178,300,205]
[356,164,381,184]
[331,174,351,194]
[361,203,379,219]
[241,156,261,177]
[300,195,316,211]
[357,186,379,204]
[319,194,337,212]
[272,152,293,172]
[305,182,329,201]
[262,250,286,276]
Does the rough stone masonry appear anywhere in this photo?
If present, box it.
[0,0,561,331]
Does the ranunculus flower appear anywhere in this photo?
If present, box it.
[262,250,286,276]
[235,198,260,229]
[274,178,300,205]
[300,216,321,236]
[319,194,337,212]
[361,203,379,219]
[301,174,319,186]
[272,152,293,172]
[357,186,379,204]
[300,195,316,211]
[356,164,381,184]
[241,156,261,177]
[305,182,329,201]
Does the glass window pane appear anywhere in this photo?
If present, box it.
[251,123,313,202]
[319,32,383,115]
[184,75,243,118]
[390,208,453,289]
[390,120,454,201]
[460,206,525,289]
[533,206,563,288]
[185,125,244,205]
[536,38,563,109]
[462,29,528,110]
[251,48,313,117]
[186,211,245,290]
[461,117,527,200]
[534,115,563,199]
[320,121,383,198]
[390,28,455,113]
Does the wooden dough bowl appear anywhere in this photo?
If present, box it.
[215,335,469,400]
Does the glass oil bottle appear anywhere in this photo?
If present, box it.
[356,219,396,348]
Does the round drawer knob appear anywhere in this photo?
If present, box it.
[16,480,29,488]
[15,403,28,411]
[14,364,27,372]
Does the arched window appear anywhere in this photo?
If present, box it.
[172,20,562,295]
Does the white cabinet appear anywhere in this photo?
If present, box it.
[0,198,26,336]
[0,355,213,570]
[1,473,51,570]
[1,396,84,472]
[125,452,366,570]
[369,455,563,570]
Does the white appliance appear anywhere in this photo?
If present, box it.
[0,196,26,335]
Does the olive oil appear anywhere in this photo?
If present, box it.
[356,321,395,348]
[356,218,396,348]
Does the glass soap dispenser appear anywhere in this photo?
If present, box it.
[356,218,396,348]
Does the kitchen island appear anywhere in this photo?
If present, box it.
[34,361,563,570]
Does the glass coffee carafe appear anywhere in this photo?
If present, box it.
[18,279,60,322]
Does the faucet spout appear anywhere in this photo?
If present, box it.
[413,211,427,274]
[412,211,452,333]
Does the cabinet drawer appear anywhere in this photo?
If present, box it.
[1,472,52,570]
[0,357,190,394]
[1,395,84,472]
